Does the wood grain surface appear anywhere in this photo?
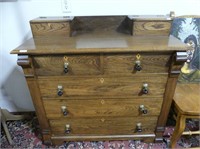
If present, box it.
[174,83,200,115]
[33,53,171,76]
[43,97,163,118]
[11,35,190,55]
[133,21,171,36]
[104,53,171,74]
[50,116,158,135]
[38,75,168,98]
[31,22,70,37]
[33,54,101,76]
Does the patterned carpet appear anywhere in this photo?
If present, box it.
[0,118,199,149]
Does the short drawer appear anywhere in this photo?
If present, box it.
[31,22,70,37]
[104,53,171,75]
[30,16,71,37]
[38,74,168,98]
[33,54,101,76]
[132,21,172,36]
[49,116,158,135]
[43,98,163,119]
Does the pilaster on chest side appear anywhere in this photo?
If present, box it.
[17,54,52,145]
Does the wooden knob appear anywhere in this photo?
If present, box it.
[142,83,149,94]
[136,123,142,132]
[65,124,71,134]
[135,60,142,71]
[61,106,68,116]
[64,62,69,73]
[139,105,148,114]
[57,85,63,96]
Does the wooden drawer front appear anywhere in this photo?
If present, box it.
[50,117,158,135]
[30,22,70,37]
[38,75,167,98]
[33,55,101,76]
[43,98,163,119]
[104,53,170,75]
[133,21,171,36]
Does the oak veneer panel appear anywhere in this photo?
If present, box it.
[104,53,171,75]
[30,17,71,37]
[133,21,171,36]
[43,98,163,118]
[33,55,101,76]
[38,75,168,98]
[50,116,158,135]
[31,23,70,37]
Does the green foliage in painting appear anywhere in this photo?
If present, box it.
[192,18,200,44]
[170,18,186,40]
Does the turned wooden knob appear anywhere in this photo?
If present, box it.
[135,60,142,71]
[139,105,148,114]
[65,124,71,134]
[61,106,68,116]
[136,123,142,132]
[142,83,149,94]
[57,85,63,96]
[64,62,69,73]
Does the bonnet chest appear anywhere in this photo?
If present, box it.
[11,16,189,145]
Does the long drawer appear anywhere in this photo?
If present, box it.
[43,98,163,119]
[50,116,158,135]
[38,75,168,98]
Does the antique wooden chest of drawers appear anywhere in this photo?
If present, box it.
[11,16,190,145]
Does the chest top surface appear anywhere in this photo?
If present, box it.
[11,35,189,55]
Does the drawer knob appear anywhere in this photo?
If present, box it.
[139,105,148,114]
[61,106,68,116]
[136,123,142,132]
[135,60,142,71]
[64,62,69,73]
[142,83,149,94]
[65,124,71,134]
[57,85,63,96]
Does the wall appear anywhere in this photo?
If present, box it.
[0,0,200,112]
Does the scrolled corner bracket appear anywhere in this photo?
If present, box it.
[17,55,32,68]
[17,55,34,78]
